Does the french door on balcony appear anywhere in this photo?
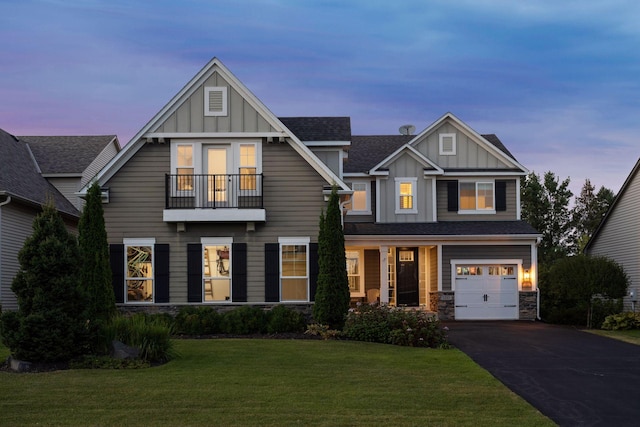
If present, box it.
[205,146,230,207]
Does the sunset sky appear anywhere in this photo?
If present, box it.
[2,0,639,196]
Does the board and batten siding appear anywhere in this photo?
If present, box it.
[412,122,513,169]
[440,245,531,291]
[153,72,276,135]
[102,140,327,304]
[436,179,518,221]
[588,169,640,306]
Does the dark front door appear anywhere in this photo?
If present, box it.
[396,248,419,306]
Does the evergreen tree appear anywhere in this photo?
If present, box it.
[0,201,85,362]
[79,181,116,350]
[521,171,573,264]
[313,186,350,329]
[569,179,615,253]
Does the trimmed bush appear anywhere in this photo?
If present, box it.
[343,303,449,348]
[602,312,640,330]
[266,305,306,334]
[107,314,175,363]
[174,306,221,335]
[220,306,267,334]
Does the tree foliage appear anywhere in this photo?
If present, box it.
[79,181,116,351]
[569,179,615,253]
[0,202,86,362]
[313,186,350,329]
[542,254,628,328]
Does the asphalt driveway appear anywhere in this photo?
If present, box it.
[445,321,640,427]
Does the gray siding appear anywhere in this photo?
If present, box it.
[441,245,531,291]
[588,168,640,310]
[81,140,119,187]
[47,177,82,210]
[413,122,512,169]
[377,153,434,223]
[364,249,380,292]
[310,149,341,177]
[103,140,327,304]
[154,72,276,134]
[436,179,518,221]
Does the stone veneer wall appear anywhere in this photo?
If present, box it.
[430,291,455,320]
[519,291,538,320]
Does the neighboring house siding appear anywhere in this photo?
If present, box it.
[103,140,327,304]
[412,122,512,169]
[436,179,518,221]
[441,245,531,291]
[311,149,341,177]
[0,204,36,311]
[47,177,82,210]
[81,140,119,187]
[154,73,276,134]
[588,171,640,301]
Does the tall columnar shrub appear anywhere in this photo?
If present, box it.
[79,181,116,350]
[0,202,86,362]
[313,186,350,329]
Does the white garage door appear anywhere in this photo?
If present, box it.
[454,264,518,320]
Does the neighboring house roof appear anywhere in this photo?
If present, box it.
[585,157,640,252]
[482,133,517,161]
[0,129,79,217]
[344,221,540,237]
[19,135,119,175]
[345,135,413,173]
[279,117,351,142]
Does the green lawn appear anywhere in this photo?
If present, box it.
[0,339,553,427]
[584,329,640,346]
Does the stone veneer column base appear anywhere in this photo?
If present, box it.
[430,291,455,320]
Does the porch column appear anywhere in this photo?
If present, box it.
[379,245,389,303]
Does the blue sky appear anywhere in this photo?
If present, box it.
[2,0,639,196]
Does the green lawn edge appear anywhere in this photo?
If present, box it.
[583,329,640,345]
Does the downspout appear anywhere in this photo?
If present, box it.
[339,199,350,229]
[0,195,10,302]
[535,236,542,321]
[0,195,11,208]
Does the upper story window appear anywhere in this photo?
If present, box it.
[348,181,371,215]
[176,144,194,192]
[460,181,495,212]
[239,144,257,191]
[124,238,155,303]
[204,86,228,117]
[439,133,457,155]
[395,177,417,214]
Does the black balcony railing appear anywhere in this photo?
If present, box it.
[165,174,263,209]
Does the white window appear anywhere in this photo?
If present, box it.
[349,181,371,214]
[176,144,194,192]
[239,144,257,191]
[279,237,309,302]
[204,86,228,117]
[460,181,495,212]
[346,249,365,297]
[124,238,155,303]
[202,237,232,302]
[395,177,418,214]
[439,133,456,155]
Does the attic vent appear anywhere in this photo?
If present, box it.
[439,133,456,155]
[204,86,228,117]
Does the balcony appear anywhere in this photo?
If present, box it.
[163,174,265,223]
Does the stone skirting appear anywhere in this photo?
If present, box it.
[430,291,538,321]
[519,291,538,320]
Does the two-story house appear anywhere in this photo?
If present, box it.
[85,57,540,320]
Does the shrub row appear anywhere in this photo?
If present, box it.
[342,303,449,348]
[173,305,307,336]
[602,312,640,330]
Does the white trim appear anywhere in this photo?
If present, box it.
[443,171,527,177]
[516,177,522,220]
[201,238,233,303]
[439,133,457,155]
[147,132,285,139]
[345,248,365,297]
[343,172,371,178]
[395,177,418,214]
[450,259,523,291]
[201,237,233,245]
[279,238,310,302]
[375,178,382,223]
[303,140,351,147]
[204,86,228,117]
[530,242,538,290]
[163,209,266,222]
[123,238,156,245]
[458,180,495,213]
[380,245,389,303]
[123,239,156,304]
[345,236,541,246]
[431,178,437,221]
[370,145,444,176]
[437,244,443,292]
[347,180,371,215]
[278,236,310,244]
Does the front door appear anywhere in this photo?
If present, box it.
[205,147,229,206]
[396,248,419,306]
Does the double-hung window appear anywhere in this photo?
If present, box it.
[460,181,495,212]
[239,144,257,191]
[280,237,309,301]
[202,238,232,302]
[349,181,371,214]
[345,249,364,297]
[176,144,194,193]
[124,238,155,303]
[395,177,417,214]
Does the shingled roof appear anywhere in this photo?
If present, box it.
[0,129,79,217]
[19,135,118,175]
[344,221,539,236]
[279,117,351,142]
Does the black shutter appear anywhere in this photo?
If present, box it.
[447,181,459,212]
[187,243,203,303]
[109,244,125,304]
[232,243,247,302]
[155,244,170,303]
[265,243,280,302]
[495,181,507,212]
[309,243,319,301]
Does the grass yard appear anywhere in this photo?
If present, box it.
[585,329,640,346]
[0,339,553,427]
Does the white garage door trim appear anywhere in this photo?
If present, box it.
[451,259,522,320]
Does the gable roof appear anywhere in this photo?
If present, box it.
[279,117,351,142]
[0,129,79,217]
[345,135,413,173]
[369,144,444,176]
[584,157,640,252]
[19,135,119,175]
[87,58,350,193]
